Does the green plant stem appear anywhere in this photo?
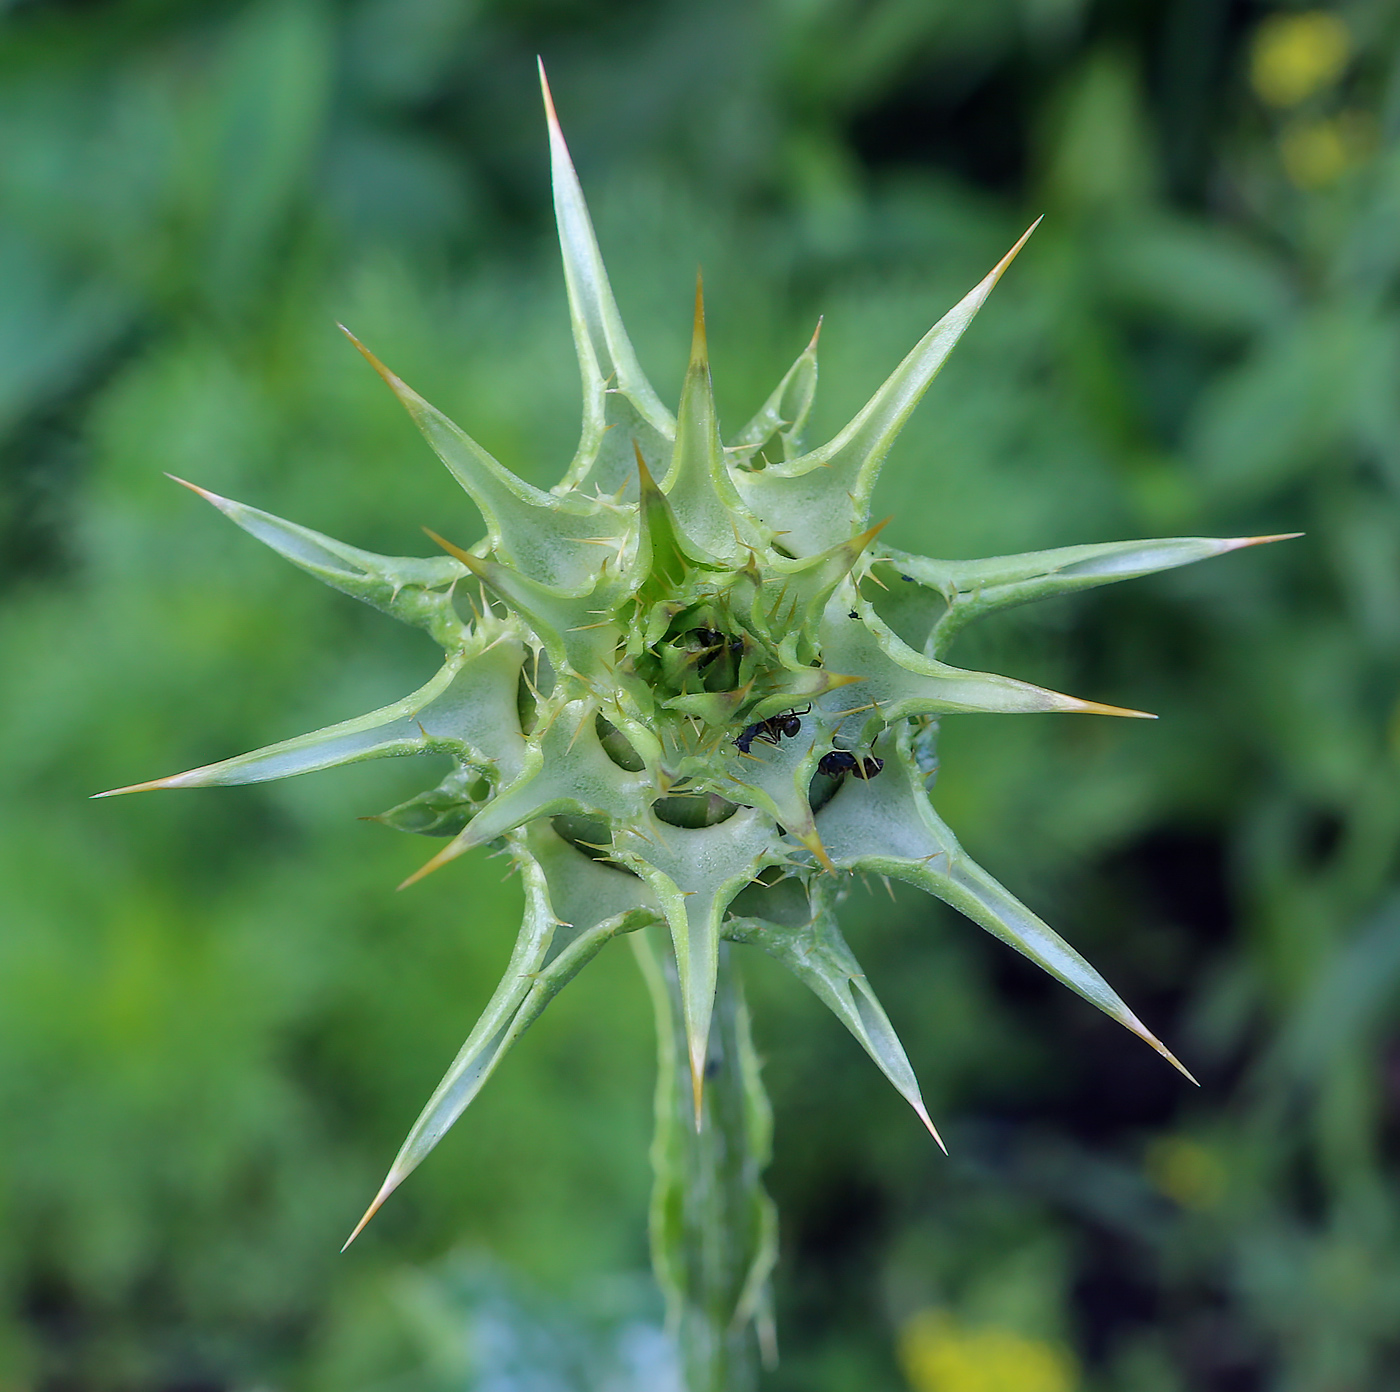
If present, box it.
[632,929,778,1392]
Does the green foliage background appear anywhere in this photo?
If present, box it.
[2,0,1398,1388]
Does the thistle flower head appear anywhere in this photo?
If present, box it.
[99,66,1294,1252]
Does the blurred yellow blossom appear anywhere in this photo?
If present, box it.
[1251,11,1352,108]
[1146,1135,1227,1210]
[1254,11,1349,107]
[1279,111,1377,188]
[898,1309,1078,1392]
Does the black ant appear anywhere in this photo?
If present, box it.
[735,705,810,754]
[693,627,744,671]
[817,749,884,779]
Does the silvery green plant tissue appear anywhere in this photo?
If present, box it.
[101,66,1288,1385]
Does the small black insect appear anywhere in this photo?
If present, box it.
[817,749,884,779]
[848,610,859,620]
[735,704,810,754]
[692,627,744,671]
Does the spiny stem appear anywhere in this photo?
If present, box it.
[632,930,777,1392]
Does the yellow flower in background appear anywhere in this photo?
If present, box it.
[1146,1135,1227,1210]
[1280,111,1377,188]
[1250,11,1352,108]
[898,1309,1078,1392]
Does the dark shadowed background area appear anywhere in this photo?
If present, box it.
[2,0,1399,1389]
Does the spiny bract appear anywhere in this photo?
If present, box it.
[100,71,1285,1248]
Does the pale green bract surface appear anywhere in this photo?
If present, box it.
[100,69,1281,1372]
